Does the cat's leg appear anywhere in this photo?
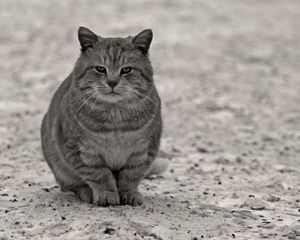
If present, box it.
[117,152,153,206]
[72,185,93,203]
[41,116,88,196]
[118,131,161,206]
[64,144,119,206]
[70,167,119,206]
[81,166,120,206]
[43,136,94,204]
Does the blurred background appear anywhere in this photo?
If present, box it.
[1,0,300,239]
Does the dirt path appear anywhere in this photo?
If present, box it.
[0,0,300,239]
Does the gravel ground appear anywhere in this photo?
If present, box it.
[0,0,300,239]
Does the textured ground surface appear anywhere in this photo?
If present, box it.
[0,0,300,239]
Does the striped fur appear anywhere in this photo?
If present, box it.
[41,27,162,206]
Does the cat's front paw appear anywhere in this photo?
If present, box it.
[119,191,143,206]
[75,185,93,203]
[93,190,120,206]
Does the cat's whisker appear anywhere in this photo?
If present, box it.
[119,87,141,122]
[128,95,151,120]
[72,95,92,112]
[128,90,155,119]
[129,98,142,121]
[89,97,97,115]
[75,92,96,113]
[71,89,95,107]
[129,88,157,106]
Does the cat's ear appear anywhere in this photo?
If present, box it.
[132,29,153,55]
[78,26,98,51]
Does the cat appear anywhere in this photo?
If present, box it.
[41,26,164,206]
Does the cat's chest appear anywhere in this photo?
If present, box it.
[79,130,148,170]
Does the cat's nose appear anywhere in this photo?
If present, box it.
[106,80,119,89]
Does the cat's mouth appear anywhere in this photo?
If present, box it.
[107,91,119,96]
[99,90,124,102]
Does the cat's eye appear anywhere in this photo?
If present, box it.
[120,67,132,75]
[95,66,106,74]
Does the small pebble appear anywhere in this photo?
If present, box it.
[241,198,267,210]
[103,227,115,235]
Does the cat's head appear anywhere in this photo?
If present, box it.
[73,26,154,103]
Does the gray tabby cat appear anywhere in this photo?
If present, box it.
[41,27,163,206]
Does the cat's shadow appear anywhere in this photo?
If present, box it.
[32,186,194,213]
[31,186,224,222]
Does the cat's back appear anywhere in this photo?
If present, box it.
[48,73,72,119]
[41,73,72,147]
[42,74,72,126]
